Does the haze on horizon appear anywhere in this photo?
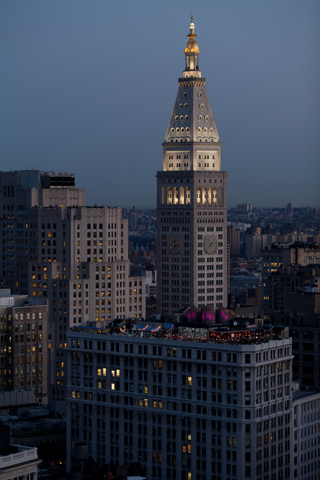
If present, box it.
[0,1,319,208]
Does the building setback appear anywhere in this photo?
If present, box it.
[156,16,228,314]
[66,321,292,480]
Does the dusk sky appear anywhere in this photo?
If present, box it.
[1,1,319,208]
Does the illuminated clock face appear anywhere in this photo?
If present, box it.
[168,235,181,254]
[204,235,218,255]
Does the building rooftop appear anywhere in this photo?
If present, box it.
[264,241,319,251]
[0,291,48,308]
[292,389,320,402]
[70,316,289,346]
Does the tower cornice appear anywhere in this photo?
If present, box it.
[162,141,222,148]
[178,78,206,87]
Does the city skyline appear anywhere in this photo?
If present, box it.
[1,1,319,208]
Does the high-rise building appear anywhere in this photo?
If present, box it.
[66,319,292,480]
[245,233,309,259]
[156,16,228,314]
[227,225,240,257]
[0,290,49,404]
[270,264,320,314]
[261,242,320,320]
[270,265,320,388]
[0,170,145,412]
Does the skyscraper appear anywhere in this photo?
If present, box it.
[157,16,228,314]
[261,242,320,321]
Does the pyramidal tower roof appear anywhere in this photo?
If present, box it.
[164,16,220,145]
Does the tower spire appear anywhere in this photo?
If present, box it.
[189,13,195,37]
[184,14,201,78]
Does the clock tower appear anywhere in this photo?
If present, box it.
[157,16,228,314]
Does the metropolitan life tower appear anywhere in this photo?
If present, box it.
[157,16,228,314]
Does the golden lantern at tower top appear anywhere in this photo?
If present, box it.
[184,13,200,54]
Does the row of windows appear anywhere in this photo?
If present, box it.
[169,138,217,143]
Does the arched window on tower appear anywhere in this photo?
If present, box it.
[197,187,201,205]
[213,187,218,205]
[167,187,172,205]
[207,187,212,205]
[202,187,207,205]
[179,186,185,205]
[186,187,191,205]
[173,187,179,205]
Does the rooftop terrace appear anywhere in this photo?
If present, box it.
[70,318,289,346]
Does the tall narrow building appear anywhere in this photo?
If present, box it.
[157,17,228,314]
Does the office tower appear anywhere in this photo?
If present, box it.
[227,225,240,257]
[261,242,320,321]
[270,264,320,314]
[236,204,252,212]
[270,265,320,388]
[0,170,145,412]
[229,275,261,304]
[0,170,85,294]
[245,233,309,259]
[156,16,228,314]
[0,290,49,404]
[66,320,292,480]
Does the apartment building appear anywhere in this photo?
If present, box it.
[0,290,49,404]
